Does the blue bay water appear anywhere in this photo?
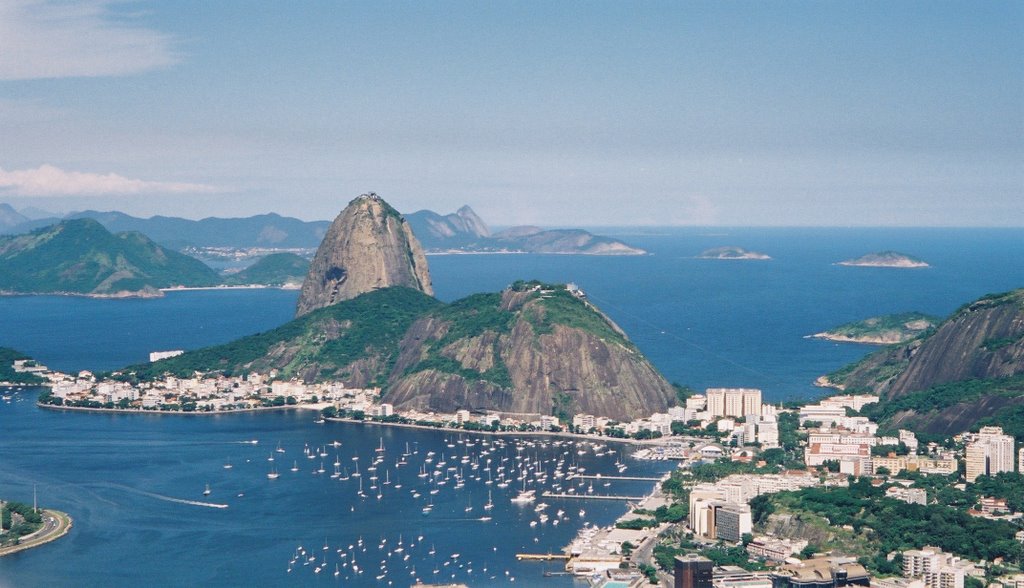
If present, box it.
[2,227,1023,586]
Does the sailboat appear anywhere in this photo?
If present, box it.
[203,483,211,496]
[291,460,299,472]
[267,465,280,479]
[276,441,285,453]
[484,490,494,510]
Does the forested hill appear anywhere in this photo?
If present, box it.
[0,219,221,296]
[823,288,1024,440]
[117,282,677,421]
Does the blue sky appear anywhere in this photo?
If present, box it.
[0,1,1020,226]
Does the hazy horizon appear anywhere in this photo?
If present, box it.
[1,1,1020,227]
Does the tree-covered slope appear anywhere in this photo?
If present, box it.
[119,282,676,421]
[823,288,1024,439]
[122,287,443,384]
[0,219,221,296]
[224,253,310,286]
[0,347,46,384]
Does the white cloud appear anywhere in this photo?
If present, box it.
[0,164,217,196]
[0,0,178,80]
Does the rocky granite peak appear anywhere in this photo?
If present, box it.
[453,205,490,237]
[295,193,433,317]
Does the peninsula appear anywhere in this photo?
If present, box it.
[696,246,771,260]
[0,498,73,557]
[810,312,937,345]
[837,251,929,268]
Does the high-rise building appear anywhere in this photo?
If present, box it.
[965,426,1015,482]
[1018,447,1023,473]
[675,555,714,588]
[706,389,726,418]
[714,503,753,543]
[705,388,762,418]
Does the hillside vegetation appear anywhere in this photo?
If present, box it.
[118,281,675,420]
[0,219,220,296]
[0,347,46,384]
[824,288,1024,440]
[224,253,309,286]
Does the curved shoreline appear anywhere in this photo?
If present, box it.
[35,403,313,417]
[808,332,904,345]
[0,509,73,558]
[322,416,678,446]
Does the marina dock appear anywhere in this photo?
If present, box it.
[566,474,661,481]
[541,491,645,501]
[516,553,570,561]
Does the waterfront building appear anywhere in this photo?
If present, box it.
[965,426,1015,482]
[675,554,714,588]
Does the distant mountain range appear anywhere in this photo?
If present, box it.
[0,203,644,255]
[405,206,646,255]
[0,206,330,249]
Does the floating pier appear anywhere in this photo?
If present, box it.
[541,492,645,501]
[516,553,570,561]
[566,474,662,481]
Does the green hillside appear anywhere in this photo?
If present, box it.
[0,219,220,296]
[0,347,46,384]
[121,287,444,383]
[224,253,309,286]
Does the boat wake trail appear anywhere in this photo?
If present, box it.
[99,483,229,509]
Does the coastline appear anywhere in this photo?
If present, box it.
[35,402,316,417]
[322,415,677,446]
[835,261,929,268]
[808,332,904,345]
[0,509,73,558]
[34,400,715,447]
[424,249,646,256]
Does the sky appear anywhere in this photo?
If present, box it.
[0,1,1020,226]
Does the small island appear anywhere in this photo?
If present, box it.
[810,312,937,345]
[697,246,771,260]
[837,251,929,268]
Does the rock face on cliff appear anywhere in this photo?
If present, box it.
[824,288,1024,438]
[384,282,676,421]
[133,282,676,421]
[295,194,433,317]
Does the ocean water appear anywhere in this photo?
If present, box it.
[2,227,1023,586]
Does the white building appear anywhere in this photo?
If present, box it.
[148,350,184,362]
[706,388,762,418]
[965,426,1015,482]
[886,486,927,505]
[756,418,779,448]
